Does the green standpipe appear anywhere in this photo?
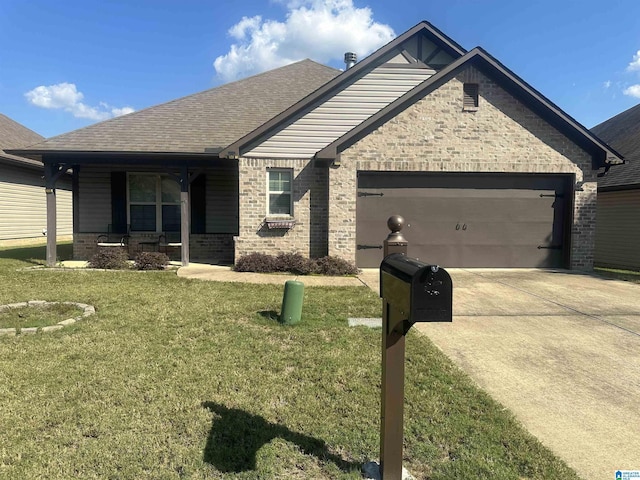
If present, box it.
[279,280,304,325]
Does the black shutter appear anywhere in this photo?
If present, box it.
[111,172,128,233]
[190,174,206,234]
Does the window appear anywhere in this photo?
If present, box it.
[267,169,292,216]
[128,174,181,232]
[463,83,479,111]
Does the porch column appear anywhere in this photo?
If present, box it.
[180,166,190,266]
[44,162,58,267]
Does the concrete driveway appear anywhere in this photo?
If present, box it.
[360,269,640,480]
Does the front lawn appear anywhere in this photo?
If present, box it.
[0,245,580,479]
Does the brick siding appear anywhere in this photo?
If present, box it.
[73,232,234,263]
[327,66,598,270]
[234,158,328,262]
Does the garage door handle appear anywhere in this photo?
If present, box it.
[537,245,562,250]
[357,244,383,250]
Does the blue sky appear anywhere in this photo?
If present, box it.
[1,0,639,139]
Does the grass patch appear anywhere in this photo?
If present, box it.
[0,303,83,329]
[0,246,580,479]
[594,267,640,284]
[0,241,73,265]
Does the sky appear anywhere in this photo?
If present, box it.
[1,0,639,139]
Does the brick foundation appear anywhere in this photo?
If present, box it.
[73,233,234,264]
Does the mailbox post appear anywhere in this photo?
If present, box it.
[378,217,453,480]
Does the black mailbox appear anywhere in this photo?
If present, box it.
[380,253,452,333]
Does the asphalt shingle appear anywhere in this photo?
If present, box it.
[24,60,340,155]
[592,103,640,189]
[0,114,44,167]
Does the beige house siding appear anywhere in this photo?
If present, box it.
[326,66,597,269]
[0,162,72,242]
[595,189,640,271]
[243,32,455,160]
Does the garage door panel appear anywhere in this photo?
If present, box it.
[356,173,569,268]
[409,243,562,267]
[359,190,557,222]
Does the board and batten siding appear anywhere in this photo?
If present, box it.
[595,189,640,271]
[206,163,239,234]
[78,167,112,233]
[0,163,72,240]
[245,66,436,159]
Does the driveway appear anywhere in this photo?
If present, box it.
[360,269,640,480]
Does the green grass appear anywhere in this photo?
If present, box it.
[594,267,640,284]
[0,303,83,329]
[0,245,580,479]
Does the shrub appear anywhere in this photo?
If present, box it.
[88,248,130,270]
[312,256,359,276]
[234,252,359,276]
[234,253,277,273]
[134,252,170,270]
[275,252,312,275]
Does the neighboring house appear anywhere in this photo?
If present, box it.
[0,114,72,244]
[13,22,622,269]
[591,103,640,271]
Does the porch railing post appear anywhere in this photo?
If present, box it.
[180,166,190,266]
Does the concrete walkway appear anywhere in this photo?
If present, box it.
[178,265,640,479]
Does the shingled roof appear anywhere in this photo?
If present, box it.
[20,59,339,156]
[0,114,44,168]
[592,103,640,190]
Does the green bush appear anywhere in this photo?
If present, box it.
[134,252,170,270]
[88,248,130,270]
[234,252,358,276]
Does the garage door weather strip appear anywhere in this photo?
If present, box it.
[462,269,640,338]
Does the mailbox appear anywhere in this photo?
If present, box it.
[380,253,452,333]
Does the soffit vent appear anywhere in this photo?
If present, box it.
[463,83,479,110]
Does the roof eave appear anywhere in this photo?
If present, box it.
[6,149,224,165]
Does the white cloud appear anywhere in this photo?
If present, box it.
[623,84,640,98]
[603,80,611,89]
[213,0,395,82]
[25,82,134,121]
[111,106,135,117]
[627,50,640,71]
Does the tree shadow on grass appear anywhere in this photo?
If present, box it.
[202,401,359,474]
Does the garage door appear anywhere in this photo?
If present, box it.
[356,173,571,268]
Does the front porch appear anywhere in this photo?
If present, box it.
[42,154,239,267]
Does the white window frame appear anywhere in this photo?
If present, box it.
[127,173,182,232]
[266,168,293,218]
